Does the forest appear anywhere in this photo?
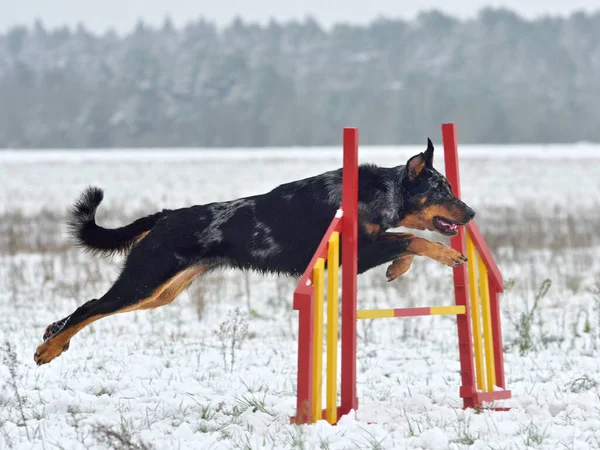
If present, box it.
[1,9,599,147]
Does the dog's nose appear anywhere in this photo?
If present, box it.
[466,206,476,220]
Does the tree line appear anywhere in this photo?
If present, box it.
[1,8,599,148]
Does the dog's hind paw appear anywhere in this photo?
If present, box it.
[43,317,70,341]
[34,339,70,366]
[36,318,72,366]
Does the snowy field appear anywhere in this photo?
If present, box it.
[1,144,600,449]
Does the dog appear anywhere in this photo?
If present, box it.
[34,138,474,365]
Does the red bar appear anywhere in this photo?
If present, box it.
[293,217,342,298]
[292,289,315,424]
[340,127,359,418]
[472,389,512,404]
[467,222,503,292]
[394,307,431,317]
[442,123,477,409]
[489,288,506,389]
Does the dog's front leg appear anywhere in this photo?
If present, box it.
[373,232,416,281]
[357,232,412,276]
[406,236,467,267]
[382,233,467,266]
[378,232,467,281]
[385,254,415,281]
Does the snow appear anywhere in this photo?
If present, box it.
[1,146,600,449]
[1,144,600,217]
[1,143,600,163]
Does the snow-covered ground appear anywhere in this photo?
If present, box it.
[1,145,600,449]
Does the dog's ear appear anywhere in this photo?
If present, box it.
[406,152,426,181]
[424,138,434,168]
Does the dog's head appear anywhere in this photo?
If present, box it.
[396,139,475,236]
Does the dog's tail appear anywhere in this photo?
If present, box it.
[67,186,169,257]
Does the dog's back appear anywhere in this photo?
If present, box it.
[145,171,343,276]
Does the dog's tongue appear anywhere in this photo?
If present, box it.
[439,219,457,230]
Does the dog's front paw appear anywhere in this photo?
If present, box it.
[386,255,414,281]
[436,244,468,267]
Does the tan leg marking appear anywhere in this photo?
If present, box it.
[407,237,467,267]
[34,265,208,365]
[386,254,414,281]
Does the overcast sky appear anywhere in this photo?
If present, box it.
[4,0,599,34]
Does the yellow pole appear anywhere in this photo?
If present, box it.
[429,305,467,315]
[326,232,339,424]
[357,309,396,319]
[466,235,485,391]
[478,259,497,392]
[312,258,325,422]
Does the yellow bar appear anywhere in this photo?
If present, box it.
[357,309,395,319]
[312,258,325,422]
[430,305,466,315]
[478,258,497,392]
[326,232,339,425]
[466,235,485,391]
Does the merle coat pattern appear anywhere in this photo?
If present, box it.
[34,139,475,366]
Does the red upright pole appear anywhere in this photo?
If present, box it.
[340,127,359,417]
[489,288,506,389]
[293,289,315,423]
[442,123,477,408]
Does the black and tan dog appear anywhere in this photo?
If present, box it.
[34,139,474,365]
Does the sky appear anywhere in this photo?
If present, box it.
[3,0,599,34]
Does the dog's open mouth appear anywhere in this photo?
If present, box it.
[433,216,460,236]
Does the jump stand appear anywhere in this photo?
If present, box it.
[291,124,511,425]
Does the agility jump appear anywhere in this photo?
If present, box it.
[292,123,512,425]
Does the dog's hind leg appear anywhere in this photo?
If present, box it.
[34,240,208,366]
